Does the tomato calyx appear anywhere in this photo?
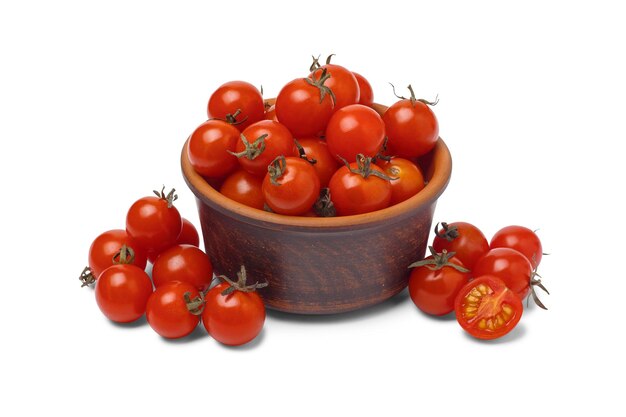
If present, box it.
[112,244,136,265]
[305,68,336,106]
[529,267,550,310]
[228,133,268,160]
[309,53,336,71]
[184,291,205,315]
[313,188,336,217]
[339,154,397,181]
[434,222,460,242]
[294,139,317,165]
[267,155,287,186]
[79,266,96,288]
[153,186,178,208]
[217,265,268,296]
[390,83,439,108]
[408,246,470,272]
[372,137,392,163]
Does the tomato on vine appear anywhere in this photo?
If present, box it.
[262,156,321,216]
[207,81,264,130]
[152,244,214,291]
[432,222,489,270]
[326,104,386,162]
[146,281,204,339]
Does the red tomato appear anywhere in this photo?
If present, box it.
[472,247,533,299]
[262,156,321,216]
[408,249,470,316]
[187,119,240,178]
[490,225,543,268]
[353,72,373,107]
[432,222,489,270]
[377,157,425,205]
[233,120,296,176]
[126,188,182,257]
[152,244,214,291]
[275,72,335,138]
[202,266,266,346]
[87,229,147,281]
[207,81,264,130]
[310,61,359,111]
[328,156,392,216]
[146,281,203,339]
[326,104,386,162]
[383,86,439,158]
[296,138,340,188]
[455,275,523,340]
[177,218,200,247]
[95,263,153,323]
[219,169,265,210]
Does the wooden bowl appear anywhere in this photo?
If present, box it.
[181,103,452,314]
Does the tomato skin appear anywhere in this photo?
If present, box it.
[152,244,214,291]
[262,157,321,216]
[310,64,359,111]
[187,119,240,178]
[219,169,265,210]
[235,120,296,177]
[177,218,200,247]
[409,256,470,316]
[95,264,153,323]
[353,72,373,107]
[490,225,543,268]
[275,77,334,138]
[88,229,147,279]
[377,158,425,205]
[202,282,266,346]
[326,104,386,162]
[383,99,439,158]
[146,281,201,339]
[432,222,489,270]
[455,275,523,340]
[207,81,264,130]
[296,138,340,188]
[328,163,392,216]
[473,248,533,299]
[126,195,182,257]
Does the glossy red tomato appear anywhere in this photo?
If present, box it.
[473,247,533,299]
[275,72,335,138]
[262,156,321,216]
[126,188,182,257]
[432,222,489,270]
[233,120,296,176]
[353,72,373,107]
[146,281,203,339]
[207,81,264,130]
[455,275,523,340]
[383,88,439,158]
[296,138,340,187]
[310,62,359,111]
[177,218,200,247]
[491,225,543,268]
[87,229,147,280]
[219,169,265,210]
[408,250,470,316]
[187,119,240,178]
[377,157,425,205]
[328,156,392,216]
[95,263,153,323]
[152,244,214,291]
[326,104,386,162]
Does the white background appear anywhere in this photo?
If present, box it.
[1,0,624,415]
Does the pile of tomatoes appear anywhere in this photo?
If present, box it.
[80,188,266,346]
[408,222,549,340]
[187,55,438,216]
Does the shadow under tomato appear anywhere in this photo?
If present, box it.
[159,324,208,344]
[413,308,458,321]
[108,315,148,328]
[461,322,527,344]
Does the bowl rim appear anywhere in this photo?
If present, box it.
[181,104,452,229]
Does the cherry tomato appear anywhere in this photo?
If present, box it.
[432,222,489,270]
[326,104,386,162]
[328,156,392,216]
[473,247,533,299]
[490,225,543,268]
[408,249,470,316]
[177,218,200,247]
[202,266,266,346]
[95,263,153,323]
[219,169,265,210]
[152,244,214,291]
[262,156,321,216]
[207,81,264,130]
[310,61,359,111]
[377,157,425,205]
[455,275,523,340]
[146,281,203,339]
[233,120,296,177]
[126,188,182,258]
[187,119,240,178]
[383,87,439,158]
[353,72,373,107]
[296,138,340,188]
[87,229,147,280]
[275,72,335,138]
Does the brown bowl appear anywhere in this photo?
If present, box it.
[181,103,452,314]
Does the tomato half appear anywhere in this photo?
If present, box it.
[233,120,296,177]
[152,244,214,291]
[146,281,203,339]
[219,169,265,210]
[432,222,489,270]
[490,225,543,268]
[95,263,153,323]
[326,104,386,162]
[472,247,533,299]
[207,81,264,130]
[262,156,321,216]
